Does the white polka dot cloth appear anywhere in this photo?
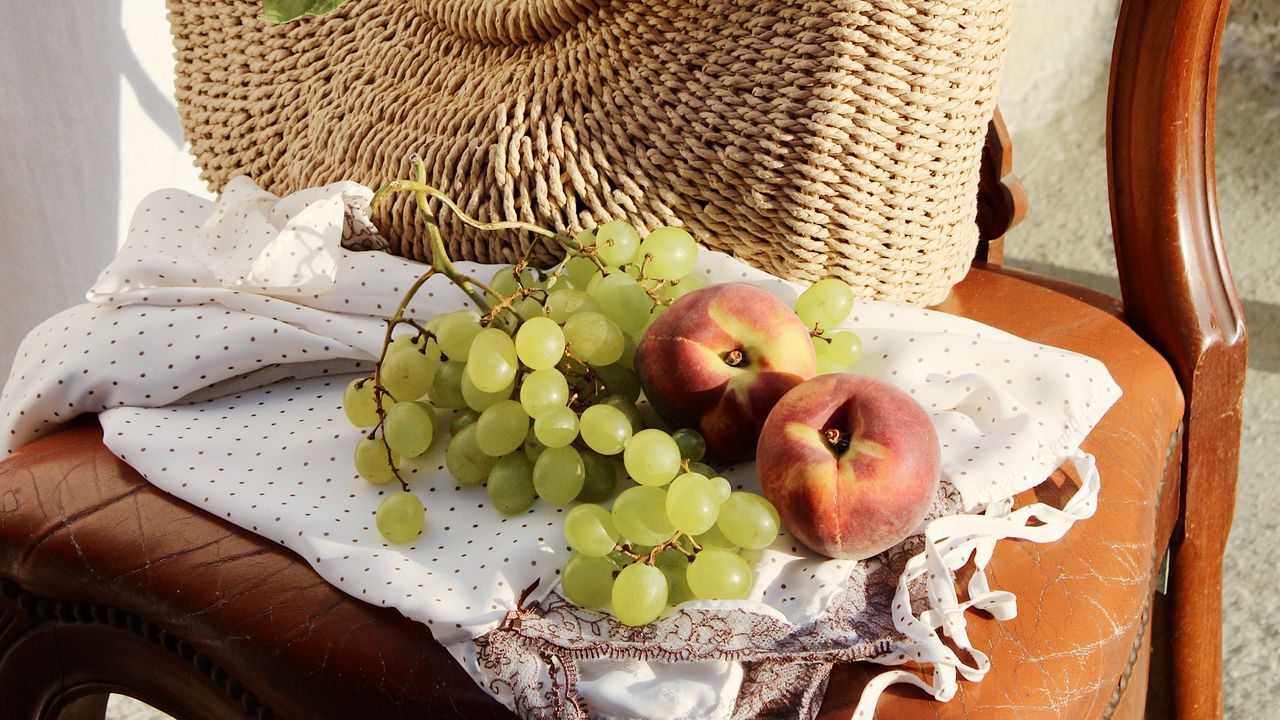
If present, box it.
[1,179,1121,719]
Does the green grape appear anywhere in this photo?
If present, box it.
[579,404,633,455]
[712,476,732,504]
[513,296,546,321]
[671,428,706,462]
[431,361,468,409]
[561,553,617,609]
[422,335,444,358]
[514,317,566,370]
[686,549,752,601]
[636,402,669,434]
[607,548,638,568]
[523,433,548,463]
[638,226,698,281]
[716,491,781,550]
[638,304,667,337]
[693,523,738,551]
[815,353,843,376]
[665,472,719,535]
[567,244,598,285]
[343,378,379,427]
[612,563,668,626]
[563,311,625,366]
[466,328,518,393]
[618,334,639,369]
[591,220,641,266]
[390,333,425,352]
[600,394,645,433]
[659,275,708,303]
[449,408,480,434]
[375,491,426,544]
[519,368,569,418]
[584,269,605,294]
[437,310,483,360]
[744,491,781,528]
[475,400,530,456]
[623,429,682,487]
[688,461,718,478]
[611,485,675,546]
[354,437,399,485]
[545,288,600,324]
[381,343,435,401]
[487,453,537,515]
[812,336,831,360]
[490,265,542,296]
[576,448,619,503]
[461,370,514,412]
[533,406,579,448]
[557,352,590,379]
[424,314,444,336]
[489,265,518,296]
[445,423,498,486]
[654,547,694,606]
[595,365,641,403]
[383,401,435,458]
[588,272,651,333]
[794,278,854,331]
[532,446,585,505]
[564,504,619,557]
[827,330,863,367]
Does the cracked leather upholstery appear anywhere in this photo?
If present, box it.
[822,265,1184,719]
[0,264,1184,719]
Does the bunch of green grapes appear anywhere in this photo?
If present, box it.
[341,216,708,546]
[796,278,864,374]
[342,163,861,628]
[560,424,781,626]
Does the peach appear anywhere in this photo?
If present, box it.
[635,283,816,461]
[756,373,940,560]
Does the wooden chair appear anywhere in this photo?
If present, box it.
[0,0,1245,717]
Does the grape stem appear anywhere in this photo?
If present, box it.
[372,159,610,278]
[367,268,443,492]
[558,348,605,408]
[361,159,632,508]
[480,285,544,327]
[615,532,701,566]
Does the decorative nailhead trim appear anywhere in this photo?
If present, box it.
[1101,423,1184,719]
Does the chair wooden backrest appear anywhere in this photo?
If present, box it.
[973,0,1246,717]
[1112,2,1246,719]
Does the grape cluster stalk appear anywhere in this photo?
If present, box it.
[343,158,861,625]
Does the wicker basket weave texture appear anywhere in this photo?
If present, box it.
[168,0,1010,306]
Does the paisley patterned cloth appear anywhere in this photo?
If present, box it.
[1,180,1118,718]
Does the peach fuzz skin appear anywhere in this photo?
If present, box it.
[635,283,816,461]
[756,373,940,560]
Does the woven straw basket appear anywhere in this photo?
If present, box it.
[168,0,1010,306]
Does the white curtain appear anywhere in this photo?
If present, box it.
[0,1,206,381]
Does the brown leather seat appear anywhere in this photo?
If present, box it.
[0,263,1184,719]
